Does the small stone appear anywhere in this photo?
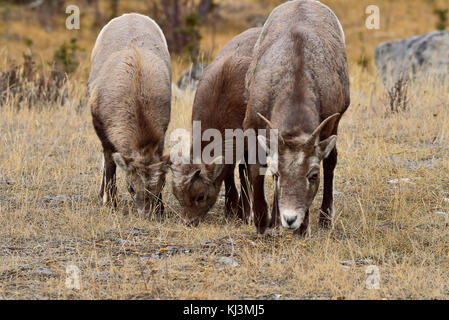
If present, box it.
[151,253,161,260]
[43,194,67,203]
[387,178,414,184]
[117,239,129,245]
[126,227,148,236]
[32,267,52,276]
[339,260,353,266]
[215,256,239,268]
[340,258,373,266]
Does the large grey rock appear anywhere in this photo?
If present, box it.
[375,31,449,86]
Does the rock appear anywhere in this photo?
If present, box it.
[443,198,449,203]
[140,256,152,263]
[43,194,67,203]
[150,253,161,260]
[375,31,449,87]
[176,64,207,91]
[339,260,353,266]
[387,178,414,184]
[215,256,239,268]
[117,239,129,246]
[32,267,52,276]
[149,246,184,260]
[333,189,342,196]
[340,259,373,266]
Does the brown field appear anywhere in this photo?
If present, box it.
[0,0,448,299]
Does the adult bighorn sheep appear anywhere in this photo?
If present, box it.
[244,0,350,235]
[88,13,171,216]
[171,28,262,226]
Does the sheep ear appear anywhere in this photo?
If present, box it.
[112,153,131,171]
[205,156,225,180]
[318,135,337,159]
[188,169,202,182]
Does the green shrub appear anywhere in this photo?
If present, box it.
[52,38,81,74]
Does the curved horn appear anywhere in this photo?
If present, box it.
[257,112,273,129]
[257,112,286,146]
[307,113,340,146]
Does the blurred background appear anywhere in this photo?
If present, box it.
[0,0,447,82]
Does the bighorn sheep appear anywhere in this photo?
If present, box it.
[88,13,171,216]
[243,0,350,235]
[171,28,262,225]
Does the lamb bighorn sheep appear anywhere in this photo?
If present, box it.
[171,28,262,225]
[244,0,350,235]
[88,13,171,216]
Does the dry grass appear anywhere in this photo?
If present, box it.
[0,0,449,300]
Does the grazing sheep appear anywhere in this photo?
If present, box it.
[244,0,350,235]
[171,27,262,225]
[88,13,171,216]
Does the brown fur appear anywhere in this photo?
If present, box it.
[88,13,171,216]
[243,0,350,234]
[171,28,261,225]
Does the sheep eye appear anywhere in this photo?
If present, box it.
[308,173,319,182]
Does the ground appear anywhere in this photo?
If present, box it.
[0,0,448,300]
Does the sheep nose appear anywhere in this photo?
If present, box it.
[285,216,297,227]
